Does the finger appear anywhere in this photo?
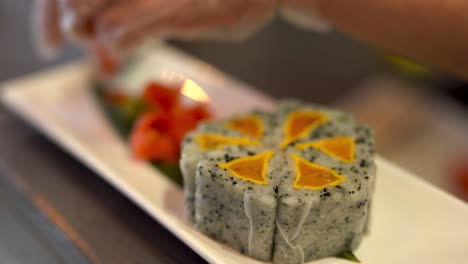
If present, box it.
[58,0,113,40]
[96,0,188,42]
[59,0,112,19]
[33,0,64,59]
[104,1,231,51]
[103,0,276,50]
[162,0,275,30]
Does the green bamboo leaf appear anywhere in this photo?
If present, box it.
[93,83,183,187]
[335,251,360,263]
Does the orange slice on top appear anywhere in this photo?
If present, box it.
[291,154,345,190]
[295,137,355,162]
[281,111,328,148]
[195,134,259,151]
[218,151,274,185]
[227,115,263,138]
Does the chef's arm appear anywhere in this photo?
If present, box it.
[316,0,468,79]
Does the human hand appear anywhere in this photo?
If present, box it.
[34,0,468,79]
[35,0,278,55]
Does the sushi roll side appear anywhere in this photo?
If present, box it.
[195,149,283,261]
[273,108,375,262]
[180,111,272,222]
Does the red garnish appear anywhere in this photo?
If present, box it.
[130,111,178,163]
[169,105,211,145]
[186,104,211,121]
[143,82,181,111]
[150,113,171,133]
[129,81,211,164]
[94,47,118,76]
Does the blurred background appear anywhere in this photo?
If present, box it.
[2,0,467,200]
[0,0,467,263]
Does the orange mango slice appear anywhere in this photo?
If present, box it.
[227,115,264,138]
[195,134,259,150]
[295,137,355,162]
[281,111,328,148]
[218,151,274,185]
[291,154,346,190]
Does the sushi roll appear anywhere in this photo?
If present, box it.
[272,101,376,263]
[195,149,283,261]
[180,101,376,263]
[180,111,274,222]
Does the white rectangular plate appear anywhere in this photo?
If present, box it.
[2,44,468,264]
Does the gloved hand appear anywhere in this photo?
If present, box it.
[34,0,282,56]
